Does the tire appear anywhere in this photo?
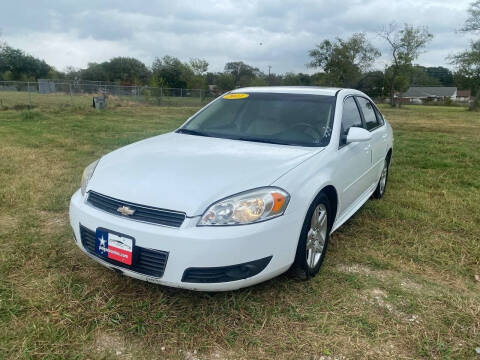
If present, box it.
[293,192,331,280]
[372,155,390,199]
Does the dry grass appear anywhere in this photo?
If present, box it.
[0,90,210,111]
[0,103,479,359]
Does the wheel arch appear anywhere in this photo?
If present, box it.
[317,185,338,230]
[386,148,393,162]
[290,184,338,278]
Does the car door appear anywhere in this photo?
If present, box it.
[335,96,373,216]
[355,96,387,184]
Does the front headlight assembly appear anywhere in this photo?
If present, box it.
[198,187,290,226]
[81,159,100,196]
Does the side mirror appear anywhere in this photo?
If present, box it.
[346,127,372,144]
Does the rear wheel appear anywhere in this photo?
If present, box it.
[373,156,390,199]
[293,193,331,279]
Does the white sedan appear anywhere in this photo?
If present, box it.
[69,87,393,291]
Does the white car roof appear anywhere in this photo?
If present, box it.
[231,86,345,96]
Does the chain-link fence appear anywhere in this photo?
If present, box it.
[0,80,216,110]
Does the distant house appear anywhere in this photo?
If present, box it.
[456,90,471,102]
[401,86,457,103]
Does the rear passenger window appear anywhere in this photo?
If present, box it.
[374,107,385,126]
[357,97,379,131]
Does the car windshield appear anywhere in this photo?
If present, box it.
[177,92,336,147]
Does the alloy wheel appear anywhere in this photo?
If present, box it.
[379,159,388,195]
[305,203,328,269]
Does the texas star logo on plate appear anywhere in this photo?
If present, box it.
[95,229,133,265]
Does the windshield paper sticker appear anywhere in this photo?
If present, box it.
[223,93,249,99]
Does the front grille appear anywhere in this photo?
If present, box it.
[182,256,272,283]
[80,225,168,278]
[87,191,186,228]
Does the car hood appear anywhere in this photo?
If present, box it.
[87,132,322,216]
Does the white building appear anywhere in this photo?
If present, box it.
[402,86,457,103]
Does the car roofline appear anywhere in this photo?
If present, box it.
[231,86,346,97]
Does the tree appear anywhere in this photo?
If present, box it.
[224,61,263,87]
[46,67,65,80]
[151,55,193,89]
[80,62,109,82]
[210,73,233,91]
[357,71,385,98]
[282,72,303,85]
[451,42,480,110]
[454,70,479,96]
[0,44,51,80]
[307,33,380,87]
[379,23,433,106]
[409,65,441,86]
[185,58,209,90]
[424,66,454,86]
[105,57,150,85]
[189,58,209,75]
[64,66,80,80]
[281,72,313,86]
[265,73,283,86]
[384,66,410,98]
[249,76,268,86]
[461,0,480,32]
[78,57,150,85]
[451,1,480,110]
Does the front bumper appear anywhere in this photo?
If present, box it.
[69,190,303,291]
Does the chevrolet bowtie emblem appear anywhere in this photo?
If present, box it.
[117,205,135,216]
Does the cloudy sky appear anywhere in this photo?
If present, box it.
[0,0,475,74]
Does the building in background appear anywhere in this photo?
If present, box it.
[401,86,457,104]
[456,90,472,103]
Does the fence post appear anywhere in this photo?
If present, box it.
[180,88,182,97]
[27,81,32,108]
[69,83,73,106]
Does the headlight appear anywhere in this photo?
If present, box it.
[81,159,100,196]
[198,187,290,226]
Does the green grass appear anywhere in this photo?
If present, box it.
[0,103,479,359]
[0,90,211,110]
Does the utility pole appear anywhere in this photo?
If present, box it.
[268,65,271,77]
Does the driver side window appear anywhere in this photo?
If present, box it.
[340,97,363,145]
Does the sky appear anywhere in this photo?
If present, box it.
[0,0,476,74]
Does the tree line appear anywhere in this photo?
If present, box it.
[0,1,478,108]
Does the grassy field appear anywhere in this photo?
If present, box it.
[0,102,479,359]
[0,90,211,110]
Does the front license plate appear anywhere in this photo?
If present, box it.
[95,228,134,265]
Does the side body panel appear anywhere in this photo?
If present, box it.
[274,89,393,236]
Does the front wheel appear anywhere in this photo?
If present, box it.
[293,193,331,279]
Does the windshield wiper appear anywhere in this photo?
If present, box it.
[177,129,316,146]
[176,128,213,138]
[233,136,299,146]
